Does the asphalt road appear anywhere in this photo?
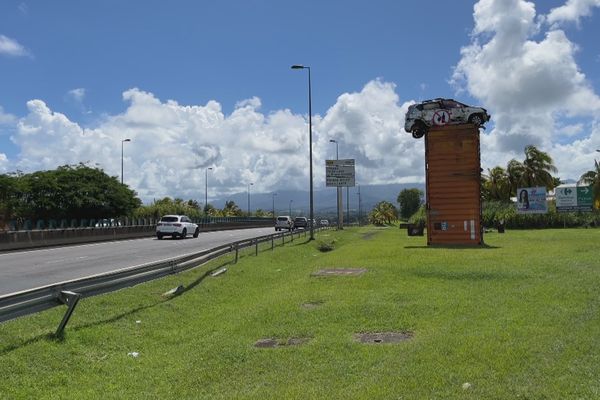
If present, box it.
[0,227,275,296]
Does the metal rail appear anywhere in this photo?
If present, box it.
[0,228,320,335]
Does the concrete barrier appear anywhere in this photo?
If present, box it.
[0,221,274,251]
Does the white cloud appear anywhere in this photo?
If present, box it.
[0,153,8,173]
[18,3,28,15]
[0,34,30,57]
[67,88,86,103]
[546,0,600,26]
[453,0,600,181]
[0,106,16,125]
[6,82,423,203]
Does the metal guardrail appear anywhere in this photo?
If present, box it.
[0,227,325,335]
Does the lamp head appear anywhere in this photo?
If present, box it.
[123,138,131,142]
[291,64,304,69]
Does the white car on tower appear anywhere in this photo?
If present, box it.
[404,98,490,139]
[156,215,200,240]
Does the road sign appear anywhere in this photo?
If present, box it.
[326,159,355,187]
[556,185,593,212]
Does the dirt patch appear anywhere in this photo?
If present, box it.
[301,301,324,309]
[254,337,311,348]
[361,231,379,240]
[355,332,413,344]
[311,268,367,277]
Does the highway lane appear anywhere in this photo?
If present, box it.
[0,227,275,296]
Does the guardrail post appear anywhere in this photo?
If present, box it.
[291,232,294,242]
[255,239,258,256]
[55,290,81,336]
[235,243,239,263]
[282,233,285,245]
[271,235,274,250]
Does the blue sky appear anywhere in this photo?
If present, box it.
[1,0,600,202]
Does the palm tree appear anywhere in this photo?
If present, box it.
[483,166,511,201]
[368,201,398,226]
[222,200,243,216]
[506,159,525,196]
[520,145,558,190]
[579,160,600,209]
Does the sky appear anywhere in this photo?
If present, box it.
[1,0,600,204]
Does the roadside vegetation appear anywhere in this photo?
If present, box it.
[1,227,599,398]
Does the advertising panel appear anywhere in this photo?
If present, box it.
[516,187,547,214]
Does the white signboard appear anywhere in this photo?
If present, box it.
[516,187,548,214]
[326,159,355,187]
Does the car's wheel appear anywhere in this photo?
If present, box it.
[468,113,483,126]
[157,233,163,240]
[193,227,200,238]
[180,228,187,239]
[411,121,427,139]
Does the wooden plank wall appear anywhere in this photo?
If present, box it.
[425,124,482,245]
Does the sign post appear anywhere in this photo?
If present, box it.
[326,160,355,228]
[556,185,593,212]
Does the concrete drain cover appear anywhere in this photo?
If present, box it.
[355,332,413,344]
[254,338,311,348]
[311,268,367,277]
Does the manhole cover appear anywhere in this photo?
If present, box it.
[311,268,367,276]
[355,332,413,344]
[254,338,311,348]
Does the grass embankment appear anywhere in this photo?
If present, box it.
[1,227,600,399]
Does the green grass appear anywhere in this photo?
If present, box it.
[1,227,600,399]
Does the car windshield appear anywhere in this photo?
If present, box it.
[160,216,179,222]
[295,218,305,222]
[277,217,288,221]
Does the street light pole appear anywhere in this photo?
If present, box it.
[247,183,254,216]
[357,184,362,226]
[205,167,213,213]
[289,199,293,217]
[329,139,342,229]
[121,138,131,185]
[272,193,277,221]
[291,64,314,240]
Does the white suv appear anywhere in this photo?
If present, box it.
[156,215,199,240]
[404,98,490,139]
[275,216,294,231]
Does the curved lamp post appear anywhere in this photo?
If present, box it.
[205,167,213,213]
[121,138,131,185]
[247,182,254,216]
[291,64,314,240]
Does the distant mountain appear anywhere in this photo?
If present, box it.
[211,183,425,217]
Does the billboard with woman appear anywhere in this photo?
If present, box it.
[516,187,548,214]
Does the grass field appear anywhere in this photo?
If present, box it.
[1,227,599,399]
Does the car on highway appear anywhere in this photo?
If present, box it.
[156,215,200,240]
[404,98,490,139]
[320,219,329,227]
[275,216,294,231]
[293,217,308,230]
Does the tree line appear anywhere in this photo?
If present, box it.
[0,164,141,226]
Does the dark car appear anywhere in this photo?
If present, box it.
[293,217,308,230]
